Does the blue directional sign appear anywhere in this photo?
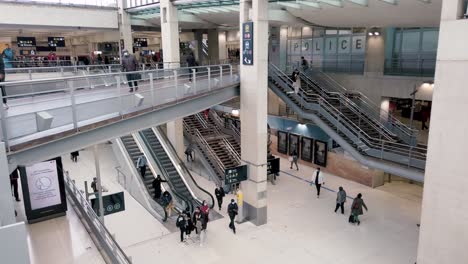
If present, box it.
[242,22,254,65]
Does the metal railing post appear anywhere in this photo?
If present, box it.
[69,81,79,131]
[149,73,155,107]
[207,67,211,90]
[0,92,10,151]
[229,65,233,80]
[219,65,223,85]
[28,69,32,80]
[173,70,178,101]
[60,67,64,77]
[116,75,123,116]
[192,69,197,94]
[108,65,112,73]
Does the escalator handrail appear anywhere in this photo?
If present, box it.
[139,131,194,213]
[155,126,216,209]
[115,165,168,222]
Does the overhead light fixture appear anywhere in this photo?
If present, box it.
[231,109,240,117]
[368,27,381,37]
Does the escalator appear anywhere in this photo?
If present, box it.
[119,135,169,221]
[268,64,425,181]
[139,127,215,212]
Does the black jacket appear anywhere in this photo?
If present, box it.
[176,216,186,229]
[215,187,225,200]
[0,56,5,79]
[152,178,166,191]
[228,202,238,217]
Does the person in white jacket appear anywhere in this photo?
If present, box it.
[311,167,325,198]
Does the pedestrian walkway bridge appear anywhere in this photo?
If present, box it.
[3,64,240,170]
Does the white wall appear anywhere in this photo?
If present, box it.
[0,2,118,29]
[0,222,30,264]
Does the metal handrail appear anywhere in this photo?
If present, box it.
[221,137,241,165]
[139,132,194,213]
[154,126,216,209]
[64,171,132,264]
[270,64,427,164]
[308,68,418,139]
[6,64,121,72]
[114,166,168,222]
[298,71,397,142]
[183,122,225,183]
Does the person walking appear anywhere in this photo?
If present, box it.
[193,207,202,235]
[227,199,238,234]
[200,200,210,231]
[136,155,147,178]
[301,56,309,71]
[121,49,139,92]
[185,145,193,162]
[421,107,429,130]
[10,169,20,202]
[311,167,325,198]
[186,52,196,82]
[176,213,187,242]
[290,149,299,170]
[350,193,368,225]
[186,211,194,239]
[152,175,167,199]
[334,186,347,214]
[215,185,225,211]
[0,55,8,109]
[290,68,300,94]
[162,191,174,217]
[70,151,79,163]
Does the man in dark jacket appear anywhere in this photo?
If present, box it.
[176,213,187,242]
[152,175,167,199]
[121,49,139,92]
[334,186,347,214]
[0,55,8,109]
[227,199,238,234]
[10,168,20,202]
[214,185,225,211]
[186,52,196,82]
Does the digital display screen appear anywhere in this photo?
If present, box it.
[48,37,65,47]
[134,38,148,47]
[26,160,62,210]
[17,37,36,47]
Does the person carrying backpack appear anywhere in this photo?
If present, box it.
[350,193,368,225]
[227,199,238,234]
[176,213,187,242]
[215,185,225,211]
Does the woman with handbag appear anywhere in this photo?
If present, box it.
[350,193,368,225]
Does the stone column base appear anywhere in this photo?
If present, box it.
[243,202,267,226]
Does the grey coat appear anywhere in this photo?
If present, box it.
[122,54,138,72]
[336,190,347,204]
[351,198,368,216]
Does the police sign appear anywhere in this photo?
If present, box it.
[225,165,248,185]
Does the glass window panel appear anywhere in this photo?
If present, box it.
[401,31,420,53]
[338,29,352,35]
[302,27,313,38]
[325,29,338,35]
[421,30,439,52]
[393,30,401,53]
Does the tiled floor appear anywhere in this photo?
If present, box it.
[22,142,423,264]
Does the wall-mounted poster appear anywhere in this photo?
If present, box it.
[301,137,313,162]
[19,157,67,223]
[289,133,300,156]
[277,131,288,154]
[314,140,328,167]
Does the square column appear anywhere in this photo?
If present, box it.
[239,0,269,226]
[0,142,16,226]
[218,31,227,61]
[117,0,133,54]
[417,0,468,263]
[160,0,184,159]
[208,29,220,64]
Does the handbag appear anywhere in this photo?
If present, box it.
[288,156,293,162]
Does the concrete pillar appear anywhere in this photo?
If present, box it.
[118,0,133,54]
[364,28,385,77]
[239,0,268,226]
[0,143,16,226]
[208,29,219,64]
[417,1,468,263]
[193,30,204,63]
[160,0,180,67]
[279,26,288,71]
[218,31,227,61]
[160,0,184,159]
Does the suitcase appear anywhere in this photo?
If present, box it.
[348,215,355,224]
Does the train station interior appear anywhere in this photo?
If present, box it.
[0,0,467,263]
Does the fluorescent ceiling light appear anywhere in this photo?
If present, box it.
[377,0,397,4]
[346,0,368,6]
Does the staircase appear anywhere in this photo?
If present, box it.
[269,64,426,180]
